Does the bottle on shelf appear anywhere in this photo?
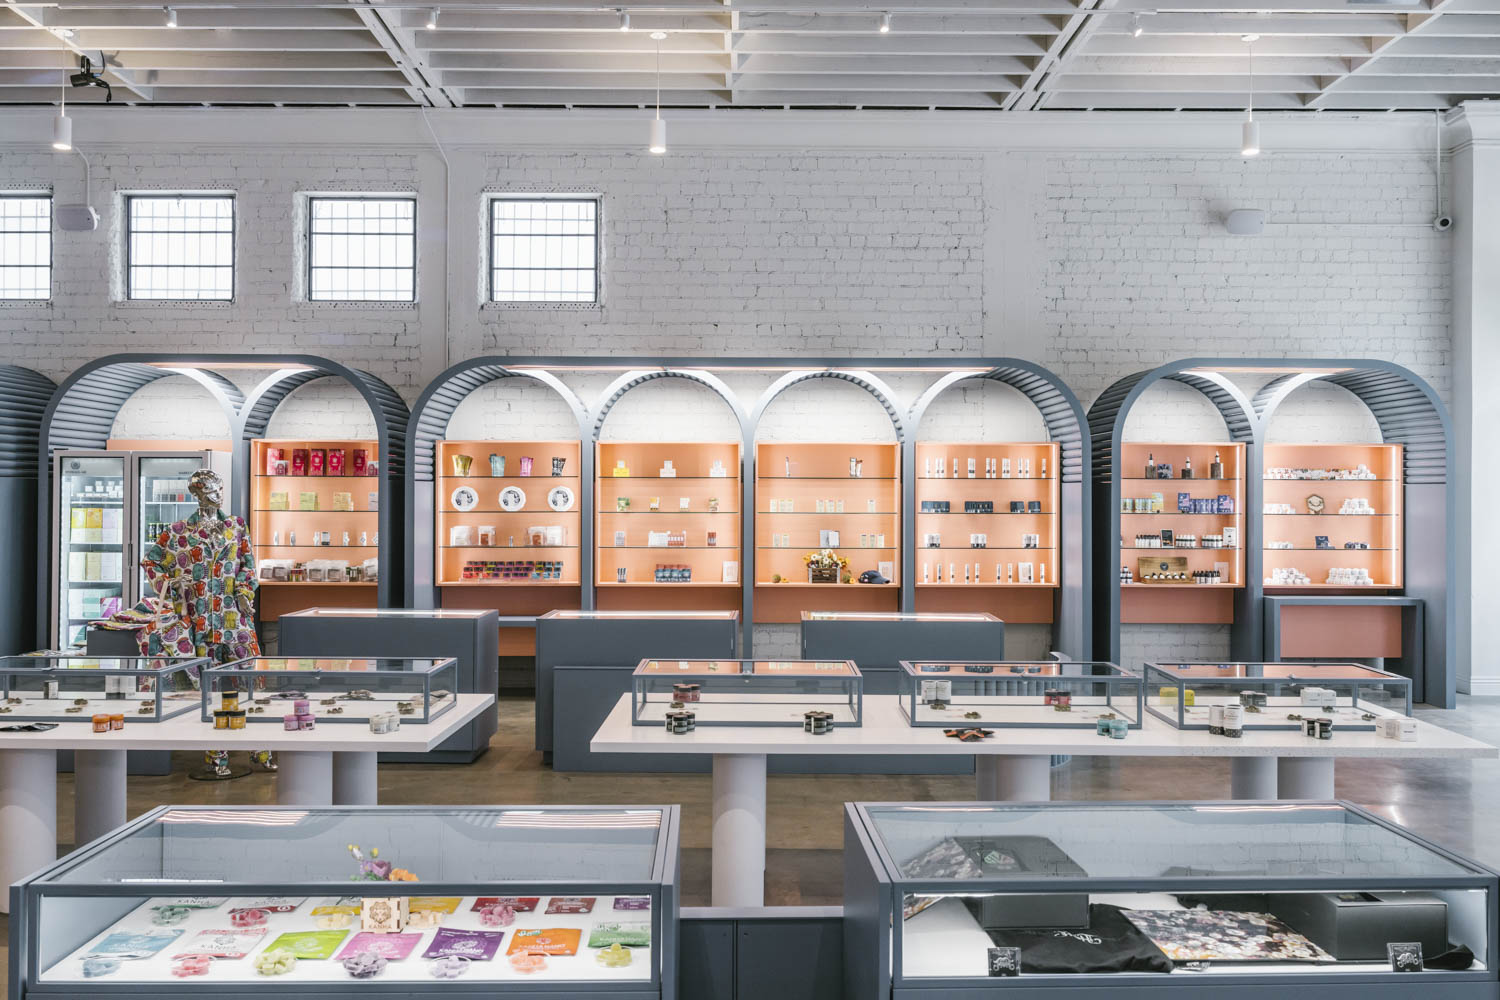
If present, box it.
[1210,451,1223,479]
[1145,453,1156,479]
[1182,456,1193,480]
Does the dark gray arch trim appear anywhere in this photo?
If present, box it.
[0,366,54,656]
[1251,360,1455,706]
[403,360,589,610]
[35,354,406,643]
[906,363,1092,658]
[748,369,905,440]
[1087,361,1259,667]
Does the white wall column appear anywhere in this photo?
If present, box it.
[1450,103,1500,694]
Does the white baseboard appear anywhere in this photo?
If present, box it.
[1462,677,1500,697]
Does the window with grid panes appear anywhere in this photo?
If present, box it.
[0,195,51,300]
[489,198,598,303]
[125,195,234,300]
[307,197,416,302]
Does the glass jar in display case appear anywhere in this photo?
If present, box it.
[844,801,1497,998]
[201,657,458,725]
[1144,661,1413,732]
[10,804,680,998]
[0,655,208,723]
[630,658,862,728]
[896,660,1142,730]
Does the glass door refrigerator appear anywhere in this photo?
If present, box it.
[51,449,232,649]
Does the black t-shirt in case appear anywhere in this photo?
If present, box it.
[986,904,1173,975]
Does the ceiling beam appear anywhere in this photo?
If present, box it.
[348,0,451,106]
[4,1,155,102]
[1306,0,1456,108]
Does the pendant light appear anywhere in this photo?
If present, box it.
[1130,12,1144,37]
[52,83,71,151]
[618,8,630,31]
[426,7,440,29]
[164,6,178,28]
[878,12,891,32]
[648,31,666,154]
[1241,34,1260,157]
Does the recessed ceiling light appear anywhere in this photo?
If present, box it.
[1130,12,1144,36]
[164,6,178,28]
[426,7,439,29]
[619,8,630,30]
[878,12,892,32]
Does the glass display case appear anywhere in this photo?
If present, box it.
[844,801,1497,998]
[0,655,207,723]
[1144,661,1413,732]
[9,804,680,998]
[201,657,458,725]
[895,661,1141,730]
[630,658,862,728]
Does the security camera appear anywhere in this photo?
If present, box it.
[1432,216,1453,233]
[69,54,112,103]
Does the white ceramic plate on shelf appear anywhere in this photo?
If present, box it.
[450,486,479,512]
[548,486,576,512]
[499,486,527,512]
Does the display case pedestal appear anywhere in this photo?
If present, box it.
[0,747,54,914]
[1279,755,1336,798]
[333,750,378,804]
[1230,756,1278,799]
[72,748,126,845]
[713,753,767,907]
[975,754,1050,801]
[277,749,333,805]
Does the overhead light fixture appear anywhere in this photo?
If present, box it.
[1241,33,1260,157]
[52,82,71,151]
[426,6,439,29]
[879,11,892,32]
[618,8,630,30]
[649,30,666,153]
[164,6,178,27]
[1130,12,1144,36]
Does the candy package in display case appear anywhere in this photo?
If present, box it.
[1144,661,1412,732]
[200,657,458,726]
[895,660,1142,731]
[10,805,681,998]
[630,658,862,728]
[844,801,1498,997]
[0,655,209,724]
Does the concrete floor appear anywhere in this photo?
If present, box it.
[3,695,1496,988]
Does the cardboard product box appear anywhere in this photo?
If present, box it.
[1270,891,1448,961]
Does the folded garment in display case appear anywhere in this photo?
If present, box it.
[895,660,1141,730]
[843,801,1498,998]
[201,657,458,725]
[0,654,208,723]
[9,804,681,998]
[1144,661,1412,732]
[630,658,862,728]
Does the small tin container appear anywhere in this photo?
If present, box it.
[297,714,316,731]
[803,710,834,735]
[1106,718,1128,740]
[293,699,310,716]
[1221,704,1244,738]
[91,713,110,733]
[227,710,245,731]
[213,711,229,731]
[671,683,701,703]
[220,692,240,713]
[283,714,299,731]
[1316,717,1333,740]
[110,713,124,731]
[1239,690,1267,712]
[1209,704,1225,735]
[42,679,59,700]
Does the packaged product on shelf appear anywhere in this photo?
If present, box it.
[505,928,581,956]
[327,448,346,476]
[422,928,506,961]
[264,447,285,475]
[587,922,652,948]
[291,450,309,476]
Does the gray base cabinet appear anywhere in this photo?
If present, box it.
[279,608,499,763]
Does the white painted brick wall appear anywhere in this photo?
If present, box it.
[0,130,1449,664]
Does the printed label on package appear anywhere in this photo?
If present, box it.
[506,928,581,957]
[544,896,596,914]
[88,930,183,960]
[987,946,1021,977]
[1388,942,1424,972]
[422,928,506,962]
[263,929,349,960]
[471,896,538,913]
[230,897,305,915]
[587,922,651,949]
[335,932,422,962]
[152,897,225,910]
[173,929,265,960]
[613,896,652,911]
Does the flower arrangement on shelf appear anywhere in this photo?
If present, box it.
[803,548,849,584]
[348,844,419,883]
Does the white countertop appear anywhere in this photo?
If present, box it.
[590,694,1497,760]
[0,694,494,753]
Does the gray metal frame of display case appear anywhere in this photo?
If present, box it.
[896,660,1144,730]
[0,366,54,657]
[34,353,410,646]
[402,357,1091,661]
[1142,660,1414,731]
[278,607,499,763]
[1088,358,1455,708]
[8,803,682,1000]
[843,799,1500,1000]
[1264,595,1427,703]
[537,611,740,769]
[629,658,863,728]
